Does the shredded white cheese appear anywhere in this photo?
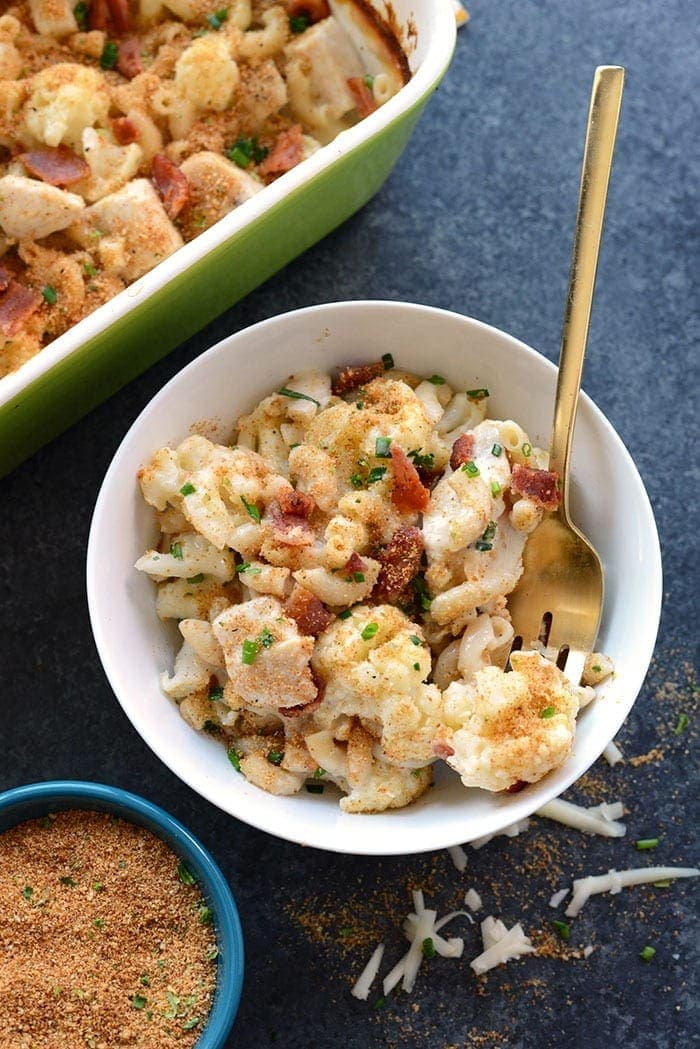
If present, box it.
[381,890,470,997]
[565,866,700,917]
[470,916,535,975]
[536,798,626,838]
[548,887,569,909]
[448,843,468,872]
[465,888,482,912]
[451,0,470,26]
[351,943,385,1001]
[583,944,595,958]
[470,818,531,850]
[603,740,624,766]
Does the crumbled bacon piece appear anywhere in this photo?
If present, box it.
[278,487,315,518]
[259,124,304,178]
[107,0,131,32]
[434,740,455,759]
[331,361,384,396]
[507,779,528,794]
[286,584,334,637]
[111,116,139,145]
[19,146,90,187]
[116,37,142,79]
[88,0,109,30]
[390,445,430,514]
[0,280,42,338]
[347,77,377,118]
[267,501,316,547]
[0,267,9,294]
[511,463,560,511]
[449,432,475,471]
[341,552,367,579]
[287,0,330,22]
[151,154,190,220]
[280,671,326,717]
[373,526,424,603]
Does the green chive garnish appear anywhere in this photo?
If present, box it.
[522,442,532,457]
[382,352,394,370]
[169,541,183,559]
[413,662,420,671]
[60,876,76,886]
[375,436,392,458]
[466,388,489,400]
[428,374,445,385]
[187,573,204,583]
[363,74,374,89]
[289,13,310,32]
[209,684,224,701]
[140,974,150,986]
[410,635,422,646]
[475,521,497,551]
[277,386,320,406]
[408,449,435,470]
[350,473,364,489]
[462,460,480,477]
[639,945,656,962]
[653,880,671,888]
[313,767,326,779]
[73,1,89,30]
[491,443,502,457]
[673,713,689,734]
[540,706,556,718]
[100,41,118,69]
[22,886,33,900]
[338,609,353,620]
[227,748,241,772]
[42,285,57,305]
[226,136,268,167]
[183,1018,201,1031]
[206,7,228,28]
[413,577,431,610]
[93,918,104,929]
[131,994,147,1009]
[366,466,386,484]
[551,920,570,941]
[240,495,261,523]
[198,905,213,925]
[179,482,196,496]
[241,639,258,665]
[177,862,196,886]
[257,626,274,648]
[267,750,284,766]
[490,480,502,496]
[635,838,659,850]
[361,622,378,640]
[421,937,436,959]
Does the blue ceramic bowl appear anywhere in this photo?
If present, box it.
[0,780,244,1047]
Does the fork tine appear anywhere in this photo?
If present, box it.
[560,648,587,688]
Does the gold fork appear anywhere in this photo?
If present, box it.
[507,66,625,686]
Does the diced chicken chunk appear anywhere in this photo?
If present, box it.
[285,16,363,121]
[0,175,84,239]
[178,151,260,238]
[28,0,78,37]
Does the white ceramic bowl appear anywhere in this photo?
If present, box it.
[87,301,662,855]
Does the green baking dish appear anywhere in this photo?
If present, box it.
[0,1,456,477]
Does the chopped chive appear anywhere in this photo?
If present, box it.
[198,905,213,925]
[490,480,502,497]
[461,460,480,477]
[169,541,183,560]
[206,7,228,28]
[227,748,241,772]
[209,684,224,701]
[639,945,656,962]
[82,260,98,276]
[100,41,118,69]
[187,573,204,583]
[475,520,497,551]
[421,937,436,959]
[22,886,33,899]
[267,750,284,766]
[653,880,671,888]
[183,1017,201,1031]
[522,442,532,457]
[356,401,364,409]
[240,495,261,523]
[410,635,422,646]
[256,626,275,649]
[413,662,420,671]
[591,664,602,673]
[411,768,422,778]
[338,609,353,620]
[673,713,689,734]
[366,466,386,484]
[289,442,301,449]
[540,706,556,719]
[227,144,251,167]
[375,436,392,458]
[42,285,57,305]
[361,622,378,640]
[413,577,431,610]
[139,974,150,986]
[313,767,326,779]
[177,862,196,886]
[289,13,310,31]
[428,374,445,385]
[92,882,104,892]
[130,994,147,1010]
[207,946,219,960]
[277,386,320,406]
[93,918,104,929]
[350,473,364,489]
[226,136,268,167]
[60,876,76,886]
[73,1,89,30]
[373,996,385,1010]
[179,481,196,496]
[551,919,570,941]
[491,443,502,457]
[363,74,374,89]
[635,838,659,851]
[306,783,324,794]
[466,388,489,400]
[241,639,258,665]
[408,449,435,470]
[236,562,262,575]
[381,352,394,370]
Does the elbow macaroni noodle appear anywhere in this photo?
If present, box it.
[135,360,613,812]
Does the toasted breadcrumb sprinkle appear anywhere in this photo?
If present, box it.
[0,809,217,1048]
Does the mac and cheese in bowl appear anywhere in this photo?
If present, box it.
[0,0,408,376]
[134,359,612,813]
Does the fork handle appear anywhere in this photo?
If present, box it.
[550,66,625,512]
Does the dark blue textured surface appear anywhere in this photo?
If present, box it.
[2,2,698,1046]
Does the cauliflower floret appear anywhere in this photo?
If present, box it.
[340,720,432,813]
[213,596,318,712]
[28,0,78,37]
[23,64,109,149]
[160,639,211,699]
[312,605,443,766]
[174,33,240,112]
[439,651,580,792]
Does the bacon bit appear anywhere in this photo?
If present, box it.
[267,501,316,547]
[331,361,383,396]
[116,37,142,79]
[511,463,560,511]
[287,0,330,22]
[0,280,42,338]
[373,526,424,603]
[507,780,528,794]
[88,0,109,30]
[390,445,430,514]
[450,432,475,471]
[107,0,131,33]
[19,146,90,187]
[259,124,304,178]
[342,552,367,579]
[347,77,377,118]
[280,671,326,717]
[286,585,334,637]
[111,116,139,146]
[151,154,190,220]
[278,487,316,518]
[0,267,9,294]
[434,740,455,759]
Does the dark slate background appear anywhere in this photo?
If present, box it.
[2,1,698,1046]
